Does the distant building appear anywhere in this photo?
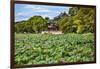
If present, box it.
[42,22,62,34]
[42,12,68,34]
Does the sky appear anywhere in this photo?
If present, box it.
[15,4,70,22]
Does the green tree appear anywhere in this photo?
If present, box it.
[15,16,48,33]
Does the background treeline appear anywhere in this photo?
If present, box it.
[15,7,95,34]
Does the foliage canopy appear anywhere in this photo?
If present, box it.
[15,7,95,34]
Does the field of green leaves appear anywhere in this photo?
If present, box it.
[15,33,95,65]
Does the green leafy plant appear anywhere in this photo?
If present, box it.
[15,33,95,65]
